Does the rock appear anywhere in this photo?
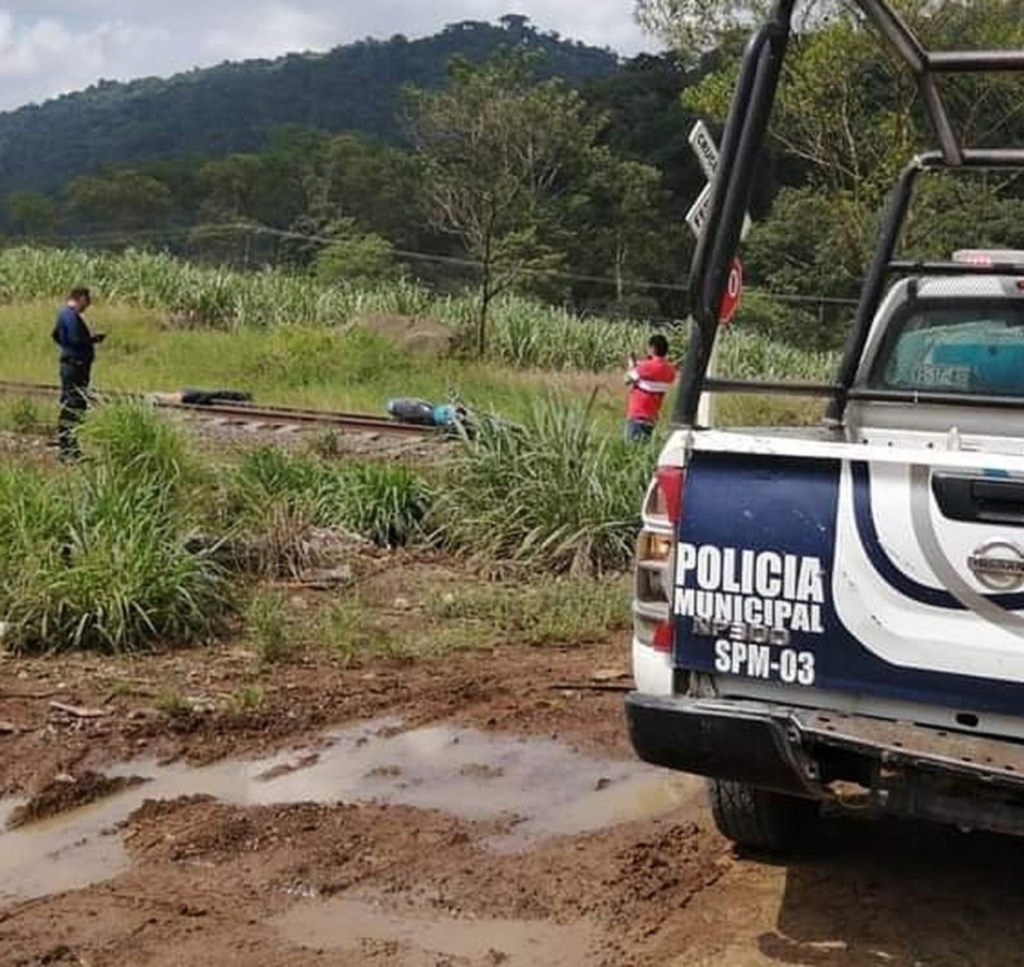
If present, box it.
[355,313,455,357]
[591,668,629,682]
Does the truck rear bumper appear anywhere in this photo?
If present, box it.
[626,692,1024,832]
[625,693,823,797]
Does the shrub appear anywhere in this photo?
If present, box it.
[229,447,432,564]
[0,397,44,434]
[247,590,294,663]
[430,394,652,574]
[0,406,229,653]
[78,398,202,491]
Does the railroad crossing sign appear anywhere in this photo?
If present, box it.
[685,120,752,241]
[686,120,747,324]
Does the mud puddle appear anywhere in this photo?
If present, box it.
[0,718,701,906]
[273,892,594,966]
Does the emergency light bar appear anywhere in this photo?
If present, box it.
[953,250,1024,268]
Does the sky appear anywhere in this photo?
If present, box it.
[0,2,654,112]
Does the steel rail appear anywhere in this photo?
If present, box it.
[0,380,436,436]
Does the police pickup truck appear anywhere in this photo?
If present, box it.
[626,0,1024,850]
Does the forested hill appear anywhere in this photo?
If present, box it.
[0,15,619,195]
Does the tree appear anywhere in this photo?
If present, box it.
[65,169,173,239]
[7,190,57,238]
[407,54,601,354]
[636,0,766,57]
[636,0,1024,345]
[312,218,398,285]
[560,149,673,315]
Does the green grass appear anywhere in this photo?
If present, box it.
[246,590,295,664]
[318,575,629,667]
[430,394,653,575]
[0,402,231,654]
[0,397,48,434]
[322,598,414,666]
[229,684,266,713]
[429,576,631,647]
[0,400,641,656]
[154,687,195,718]
[0,301,630,429]
[229,447,432,553]
[715,328,836,382]
[0,245,840,433]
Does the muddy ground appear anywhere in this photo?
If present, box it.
[3,565,1024,966]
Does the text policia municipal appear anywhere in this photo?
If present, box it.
[673,543,826,643]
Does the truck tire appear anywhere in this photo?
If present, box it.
[708,778,820,852]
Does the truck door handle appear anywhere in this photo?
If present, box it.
[932,474,1024,526]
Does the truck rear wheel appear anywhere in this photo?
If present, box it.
[708,778,820,852]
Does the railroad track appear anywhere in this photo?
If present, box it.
[0,380,436,437]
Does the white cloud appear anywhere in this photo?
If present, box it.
[0,10,171,108]
[200,3,335,61]
[0,2,655,112]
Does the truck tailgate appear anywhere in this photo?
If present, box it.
[673,433,1024,717]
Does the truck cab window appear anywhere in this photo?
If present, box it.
[870,300,1024,397]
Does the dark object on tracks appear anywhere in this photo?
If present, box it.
[387,398,471,433]
[179,389,253,405]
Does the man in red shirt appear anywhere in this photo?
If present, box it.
[624,333,676,442]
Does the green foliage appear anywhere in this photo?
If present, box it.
[408,52,605,354]
[231,447,432,550]
[78,399,201,488]
[0,244,686,372]
[903,173,1024,262]
[636,0,766,58]
[0,19,618,197]
[741,188,872,308]
[247,590,294,663]
[65,169,174,236]
[716,326,837,381]
[661,0,1024,346]
[7,190,57,239]
[154,688,194,718]
[0,397,45,434]
[430,394,653,575]
[322,598,411,666]
[430,576,631,646]
[230,684,266,713]
[0,245,435,330]
[0,405,229,654]
[313,219,398,286]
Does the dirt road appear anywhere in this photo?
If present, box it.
[3,635,1024,966]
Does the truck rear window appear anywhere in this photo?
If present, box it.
[871,300,1024,397]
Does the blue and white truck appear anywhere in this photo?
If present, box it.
[626,0,1024,849]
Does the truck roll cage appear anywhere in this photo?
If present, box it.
[674,0,1024,427]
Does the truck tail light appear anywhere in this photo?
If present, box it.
[635,466,683,654]
[652,620,674,653]
[652,467,685,524]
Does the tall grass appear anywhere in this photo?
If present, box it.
[0,246,434,331]
[715,328,836,382]
[0,244,839,379]
[431,394,652,575]
[0,403,229,653]
[228,447,432,572]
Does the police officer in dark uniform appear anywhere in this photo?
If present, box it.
[51,287,104,459]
